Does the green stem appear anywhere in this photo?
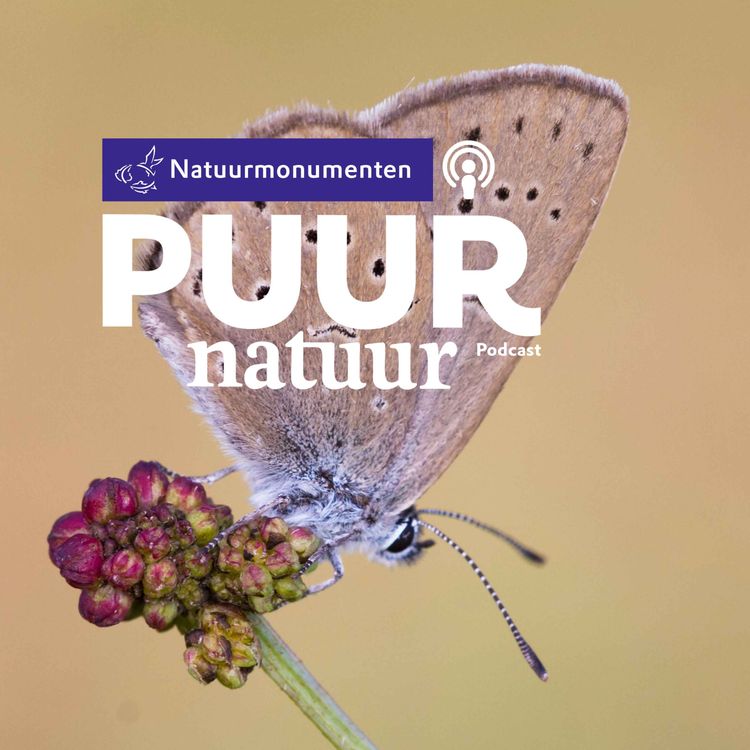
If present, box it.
[249,613,378,750]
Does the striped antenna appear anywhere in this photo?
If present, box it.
[416,519,548,682]
[418,508,545,564]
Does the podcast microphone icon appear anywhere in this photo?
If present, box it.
[442,140,496,200]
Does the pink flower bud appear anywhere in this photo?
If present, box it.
[48,512,90,565]
[165,476,206,513]
[260,517,289,547]
[186,506,219,546]
[106,518,137,547]
[264,542,300,577]
[288,527,321,560]
[143,598,181,631]
[127,461,168,509]
[113,481,138,518]
[217,546,244,575]
[102,548,145,589]
[154,503,176,525]
[81,479,115,524]
[143,559,178,599]
[56,534,104,588]
[79,584,133,626]
[238,564,273,597]
[134,526,171,562]
[82,478,137,523]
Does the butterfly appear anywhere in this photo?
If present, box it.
[138,64,628,680]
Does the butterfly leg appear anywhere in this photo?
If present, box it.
[153,462,238,485]
[186,465,238,485]
[201,509,259,554]
[305,548,344,595]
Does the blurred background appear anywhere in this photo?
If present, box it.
[1,1,748,748]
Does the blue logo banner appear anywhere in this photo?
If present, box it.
[102,138,433,202]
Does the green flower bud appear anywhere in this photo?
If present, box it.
[229,640,259,669]
[249,596,275,614]
[176,578,209,609]
[201,632,232,665]
[207,572,242,605]
[186,506,219,546]
[243,539,267,563]
[265,542,300,577]
[216,664,248,689]
[273,575,307,602]
[184,646,217,684]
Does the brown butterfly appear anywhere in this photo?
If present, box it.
[139,64,628,679]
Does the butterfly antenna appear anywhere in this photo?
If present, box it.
[416,519,548,682]
[418,508,545,564]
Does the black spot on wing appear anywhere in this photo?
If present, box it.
[311,324,357,339]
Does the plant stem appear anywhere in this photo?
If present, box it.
[249,613,377,750]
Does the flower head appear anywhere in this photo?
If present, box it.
[48,464,323,689]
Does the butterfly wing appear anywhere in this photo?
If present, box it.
[140,65,628,515]
[354,64,629,508]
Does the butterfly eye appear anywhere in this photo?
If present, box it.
[384,521,416,554]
